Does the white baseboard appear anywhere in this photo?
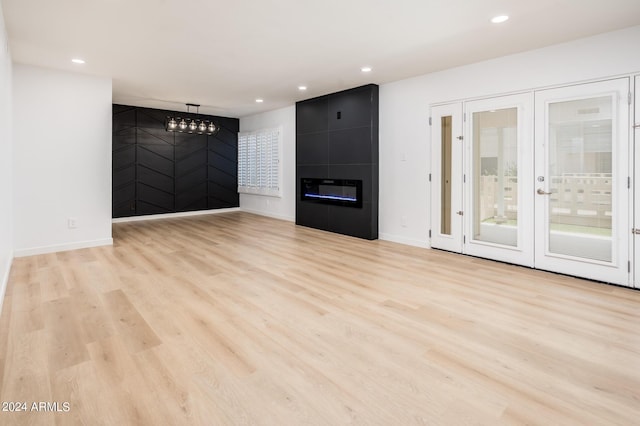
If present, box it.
[240,208,295,222]
[0,252,14,317]
[112,207,241,223]
[379,232,430,249]
[13,238,114,258]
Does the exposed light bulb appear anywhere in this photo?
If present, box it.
[168,118,177,129]
[188,120,197,131]
[207,123,216,133]
[179,119,188,130]
[198,121,207,132]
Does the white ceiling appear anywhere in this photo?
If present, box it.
[3,0,640,118]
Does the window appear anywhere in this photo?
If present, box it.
[237,127,282,197]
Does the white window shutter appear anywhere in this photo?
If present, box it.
[237,127,282,197]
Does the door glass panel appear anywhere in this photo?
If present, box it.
[548,96,612,262]
[441,116,452,235]
[472,108,518,246]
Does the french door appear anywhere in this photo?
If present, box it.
[431,93,534,267]
[464,94,534,266]
[534,79,630,285]
[430,78,631,286]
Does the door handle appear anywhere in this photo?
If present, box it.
[537,188,552,195]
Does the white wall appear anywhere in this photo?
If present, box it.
[0,4,13,312]
[239,105,296,221]
[13,64,113,256]
[379,25,640,247]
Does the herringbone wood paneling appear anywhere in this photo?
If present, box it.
[112,105,240,218]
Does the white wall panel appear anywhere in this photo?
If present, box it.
[239,105,295,221]
[0,4,13,313]
[13,64,113,255]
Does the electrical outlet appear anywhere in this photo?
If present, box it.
[67,217,78,229]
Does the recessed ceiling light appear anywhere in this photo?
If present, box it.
[71,58,85,64]
[255,99,264,103]
[491,15,509,24]
[361,66,372,73]
[298,86,307,91]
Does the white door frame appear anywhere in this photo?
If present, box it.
[633,75,639,288]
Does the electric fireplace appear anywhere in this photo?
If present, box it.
[301,178,363,208]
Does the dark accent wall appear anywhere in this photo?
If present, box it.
[112,105,239,218]
[296,84,379,239]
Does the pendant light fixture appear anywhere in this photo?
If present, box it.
[165,103,220,136]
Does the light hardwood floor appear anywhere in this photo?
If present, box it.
[0,212,639,425]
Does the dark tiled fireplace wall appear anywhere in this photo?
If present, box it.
[296,84,379,239]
